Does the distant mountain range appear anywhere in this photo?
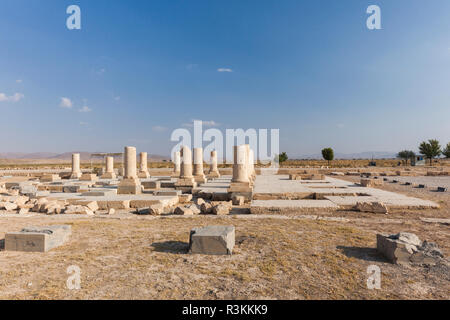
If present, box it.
[295,151,398,160]
[0,152,169,161]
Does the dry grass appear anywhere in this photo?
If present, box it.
[0,214,448,300]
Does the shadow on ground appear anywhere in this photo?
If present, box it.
[337,245,388,263]
[151,241,189,254]
[0,239,4,251]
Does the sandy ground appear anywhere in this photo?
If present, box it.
[0,173,448,300]
[0,211,448,300]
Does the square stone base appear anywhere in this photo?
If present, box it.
[70,172,82,179]
[101,172,116,179]
[138,171,150,179]
[5,225,71,252]
[117,178,142,195]
[207,172,221,178]
[41,174,61,182]
[194,175,207,184]
[80,174,98,182]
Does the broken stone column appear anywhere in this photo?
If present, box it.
[228,145,252,201]
[175,146,197,191]
[70,153,82,179]
[138,152,150,178]
[208,150,220,178]
[117,146,142,194]
[189,226,235,255]
[101,156,116,179]
[172,151,181,177]
[193,148,207,184]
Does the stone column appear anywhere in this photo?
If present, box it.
[70,153,82,179]
[172,151,181,177]
[138,152,150,178]
[231,145,249,183]
[117,146,141,194]
[193,148,206,183]
[101,156,116,179]
[228,145,252,200]
[208,150,220,178]
[175,146,197,190]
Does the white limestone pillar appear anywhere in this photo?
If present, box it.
[231,145,249,183]
[208,150,220,178]
[124,146,137,179]
[180,146,193,178]
[70,153,82,179]
[101,156,116,179]
[118,146,141,194]
[138,152,150,178]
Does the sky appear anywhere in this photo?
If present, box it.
[0,0,449,158]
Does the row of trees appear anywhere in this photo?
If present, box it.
[398,139,450,165]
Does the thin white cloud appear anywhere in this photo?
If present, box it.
[152,125,167,132]
[79,121,88,126]
[16,79,23,83]
[186,64,198,70]
[79,106,92,113]
[217,68,233,73]
[60,97,73,108]
[0,92,24,102]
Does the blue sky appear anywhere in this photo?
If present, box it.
[0,0,449,157]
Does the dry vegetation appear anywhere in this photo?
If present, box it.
[0,212,448,300]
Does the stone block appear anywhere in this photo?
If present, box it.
[189,226,235,255]
[80,174,98,182]
[377,233,443,265]
[232,195,245,206]
[354,201,388,214]
[5,225,71,252]
[212,203,231,215]
[173,206,194,216]
[117,178,142,195]
[142,181,160,190]
[178,194,193,203]
[41,175,61,182]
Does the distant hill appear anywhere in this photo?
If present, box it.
[296,151,397,160]
[0,152,170,162]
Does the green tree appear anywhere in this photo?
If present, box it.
[419,139,441,165]
[397,150,416,165]
[278,152,288,164]
[321,148,334,166]
[443,143,450,159]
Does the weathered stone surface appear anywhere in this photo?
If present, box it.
[377,232,444,265]
[64,205,94,215]
[142,181,160,190]
[232,195,245,206]
[200,202,213,214]
[5,225,71,252]
[187,204,201,215]
[178,194,193,203]
[189,226,235,255]
[354,201,388,214]
[136,204,164,215]
[107,208,116,215]
[174,206,194,216]
[194,198,205,206]
[212,203,231,215]
[0,202,18,211]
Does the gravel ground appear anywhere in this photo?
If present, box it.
[387,176,450,190]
